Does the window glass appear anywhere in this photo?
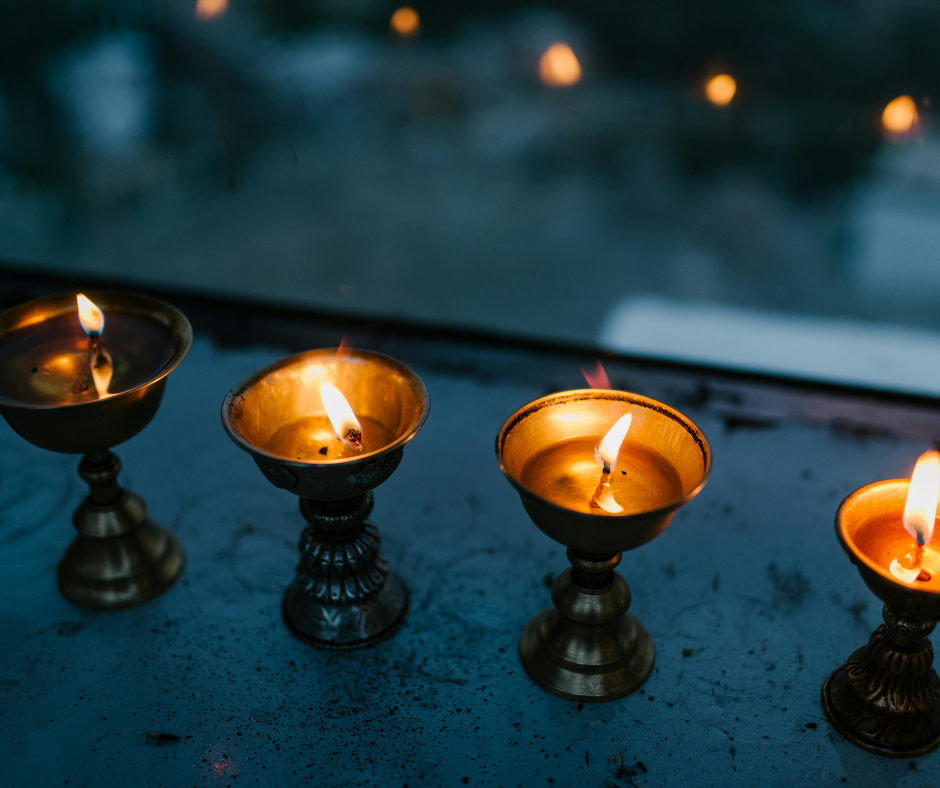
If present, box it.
[2,3,939,390]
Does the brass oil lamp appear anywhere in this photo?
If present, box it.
[222,348,429,649]
[496,389,711,702]
[822,450,940,756]
[0,291,192,608]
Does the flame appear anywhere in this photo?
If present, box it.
[581,361,610,389]
[590,413,633,511]
[77,294,104,335]
[320,382,362,449]
[705,74,736,106]
[195,0,227,20]
[882,96,918,134]
[903,449,939,546]
[539,43,581,88]
[390,7,420,37]
[594,413,633,473]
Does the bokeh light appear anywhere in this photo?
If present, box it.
[194,0,228,21]
[705,74,736,106]
[390,7,420,38]
[539,43,582,88]
[882,95,919,134]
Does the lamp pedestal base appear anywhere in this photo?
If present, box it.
[57,451,184,609]
[282,492,408,649]
[519,550,654,703]
[822,605,940,757]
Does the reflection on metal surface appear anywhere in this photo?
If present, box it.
[705,73,736,106]
[882,95,919,134]
[539,43,581,87]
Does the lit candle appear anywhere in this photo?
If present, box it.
[72,294,114,399]
[840,451,940,592]
[506,392,694,518]
[0,291,177,407]
[590,414,633,513]
[496,387,711,703]
[320,382,363,450]
[260,356,396,462]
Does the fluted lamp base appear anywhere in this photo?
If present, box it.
[822,605,940,757]
[281,492,408,649]
[519,551,655,703]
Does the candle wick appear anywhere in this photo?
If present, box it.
[590,463,612,509]
[72,333,112,399]
[71,335,99,395]
[343,428,363,451]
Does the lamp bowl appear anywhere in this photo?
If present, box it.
[496,389,711,555]
[222,348,429,501]
[836,480,940,621]
[0,291,192,454]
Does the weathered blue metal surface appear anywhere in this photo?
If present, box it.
[2,330,939,787]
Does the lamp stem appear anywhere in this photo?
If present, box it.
[822,604,940,756]
[282,491,409,649]
[57,450,184,608]
[567,549,621,590]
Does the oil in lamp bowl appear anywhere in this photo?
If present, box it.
[0,291,192,453]
[822,480,940,757]
[0,290,193,609]
[497,389,711,703]
[222,349,428,501]
[836,481,940,619]
[222,348,429,649]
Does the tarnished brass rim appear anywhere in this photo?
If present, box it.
[221,348,430,466]
[0,289,193,411]
[495,389,712,521]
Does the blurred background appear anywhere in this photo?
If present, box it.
[4,0,940,391]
